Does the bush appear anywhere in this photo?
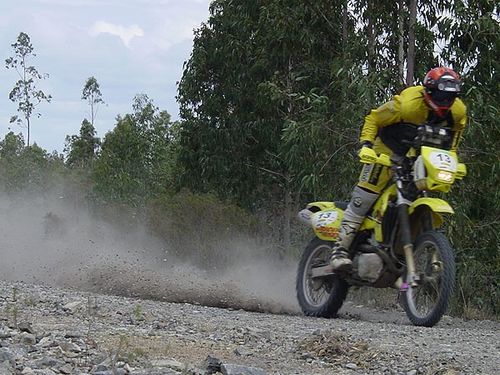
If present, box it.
[147,190,269,270]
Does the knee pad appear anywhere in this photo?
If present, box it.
[346,186,379,218]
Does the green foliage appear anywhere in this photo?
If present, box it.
[5,32,51,146]
[177,0,365,208]
[0,132,65,193]
[64,119,100,168]
[436,0,499,317]
[91,95,175,206]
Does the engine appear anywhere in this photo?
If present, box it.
[353,253,384,282]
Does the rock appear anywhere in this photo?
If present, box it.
[123,363,133,373]
[0,348,15,363]
[59,341,82,353]
[150,359,185,371]
[93,370,127,375]
[36,337,52,348]
[64,331,84,339]
[0,330,12,340]
[62,301,83,313]
[300,352,314,359]
[34,356,62,368]
[345,363,358,370]
[221,363,267,375]
[0,360,14,374]
[94,362,111,372]
[127,370,179,375]
[202,355,222,374]
[19,332,36,346]
[17,322,35,334]
[59,364,73,374]
[234,346,253,356]
[406,370,417,375]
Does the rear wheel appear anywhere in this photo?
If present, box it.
[400,230,455,327]
[296,238,348,318]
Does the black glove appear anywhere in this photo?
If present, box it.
[361,141,373,148]
[390,153,405,165]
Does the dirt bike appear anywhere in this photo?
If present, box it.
[296,123,467,327]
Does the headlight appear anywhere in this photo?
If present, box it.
[437,171,453,182]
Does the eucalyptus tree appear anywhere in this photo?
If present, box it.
[92,95,173,206]
[0,132,63,193]
[64,119,100,168]
[5,32,51,146]
[432,0,499,315]
[177,1,267,206]
[82,76,105,126]
[178,0,367,250]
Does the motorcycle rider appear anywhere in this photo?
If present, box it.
[331,67,467,271]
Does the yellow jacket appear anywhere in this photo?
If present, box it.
[360,85,467,152]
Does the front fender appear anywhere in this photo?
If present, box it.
[409,197,454,228]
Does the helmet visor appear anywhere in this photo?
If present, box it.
[437,76,461,93]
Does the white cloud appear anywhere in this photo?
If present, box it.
[89,21,144,48]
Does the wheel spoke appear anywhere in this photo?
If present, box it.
[408,241,444,318]
[304,245,332,307]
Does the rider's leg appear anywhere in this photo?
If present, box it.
[330,156,392,270]
[330,186,379,270]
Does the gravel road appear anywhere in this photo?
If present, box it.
[0,279,498,375]
[0,195,498,374]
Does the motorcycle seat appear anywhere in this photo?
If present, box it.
[334,201,349,210]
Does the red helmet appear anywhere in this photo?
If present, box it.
[423,67,461,118]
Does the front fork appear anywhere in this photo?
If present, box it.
[396,179,418,288]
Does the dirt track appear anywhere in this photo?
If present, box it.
[0,195,498,374]
[1,279,498,375]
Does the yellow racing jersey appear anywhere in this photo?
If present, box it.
[360,85,467,152]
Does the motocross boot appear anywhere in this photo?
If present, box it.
[331,186,379,271]
[330,218,361,271]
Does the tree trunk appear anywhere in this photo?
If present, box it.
[283,180,292,255]
[406,0,417,86]
[342,0,348,53]
[366,0,376,106]
[27,117,30,147]
[367,8,375,74]
[282,57,294,256]
[398,0,405,85]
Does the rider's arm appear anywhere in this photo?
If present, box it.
[450,101,467,152]
[360,96,402,144]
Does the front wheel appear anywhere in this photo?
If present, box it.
[296,238,349,318]
[400,230,456,327]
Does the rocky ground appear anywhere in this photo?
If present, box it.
[0,279,498,375]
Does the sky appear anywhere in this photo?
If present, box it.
[0,0,211,153]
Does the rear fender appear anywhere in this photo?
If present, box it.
[298,202,344,241]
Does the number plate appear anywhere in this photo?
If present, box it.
[429,151,457,172]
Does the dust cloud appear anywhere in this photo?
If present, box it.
[0,191,299,314]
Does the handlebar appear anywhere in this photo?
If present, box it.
[360,123,453,166]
